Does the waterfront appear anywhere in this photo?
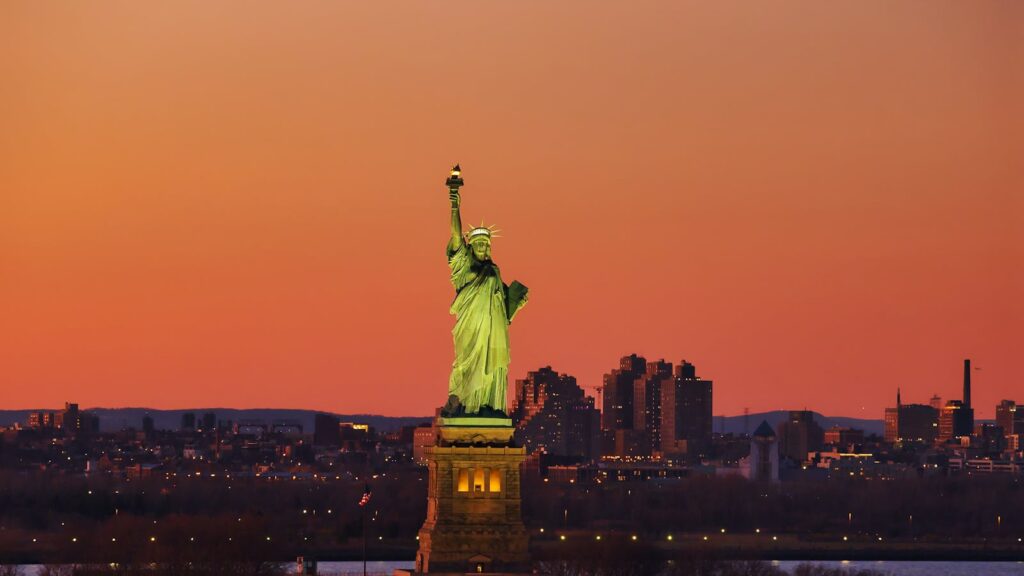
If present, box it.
[7,560,1024,575]
[772,560,1024,575]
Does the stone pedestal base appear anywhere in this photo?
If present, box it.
[413,419,530,574]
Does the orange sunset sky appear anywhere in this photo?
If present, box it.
[1,2,1021,418]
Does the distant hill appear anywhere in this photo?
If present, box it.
[713,411,885,437]
[0,408,432,433]
[1,407,887,436]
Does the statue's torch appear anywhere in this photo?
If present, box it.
[446,164,464,191]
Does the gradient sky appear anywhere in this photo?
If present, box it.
[2,2,1021,419]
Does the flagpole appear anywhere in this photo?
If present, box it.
[359,482,372,576]
[366,496,370,573]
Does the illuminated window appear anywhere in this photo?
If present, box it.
[473,469,485,492]
[457,469,469,492]
[489,469,502,492]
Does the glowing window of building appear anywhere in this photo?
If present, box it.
[457,469,469,492]
[489,469,502,492]
[473,469,485,492]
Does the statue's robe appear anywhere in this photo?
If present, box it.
[447,241,525,415]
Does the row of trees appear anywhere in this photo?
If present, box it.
[523,474,1024,538]
[1,468,1022,563]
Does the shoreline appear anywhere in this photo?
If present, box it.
[4,535,1024,564]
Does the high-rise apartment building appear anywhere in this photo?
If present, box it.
[885,389,939,444]
[61,403,81,435]
[884,407,899,443]
[776,411,824,463]
[996,400,1021,438]
[313,413,342,447]
[824,426,864,449]
[938,401,972,442]
[898,404,939,444]
[995,397,1019,446]
[660,361,713,460]
[601,354,646,431]
[201,412,217,432]
[633,360,672,454]
[512,367,600,461]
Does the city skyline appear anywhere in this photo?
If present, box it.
[0,354,1014,421]
[2,2,1021,417]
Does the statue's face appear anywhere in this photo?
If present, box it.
[470,238,491,262]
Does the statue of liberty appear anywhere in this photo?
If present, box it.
[442,166,529,418]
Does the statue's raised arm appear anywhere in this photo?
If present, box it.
[446,165,464,253]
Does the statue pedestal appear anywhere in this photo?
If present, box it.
[408,418,530,574]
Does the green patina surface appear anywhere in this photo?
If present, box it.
[444,170,529,418]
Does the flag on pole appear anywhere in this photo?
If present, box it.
[359,484,372,507]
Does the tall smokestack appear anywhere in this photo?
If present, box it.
[963,359,971,408]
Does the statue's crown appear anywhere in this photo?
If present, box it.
[466,222,501,242]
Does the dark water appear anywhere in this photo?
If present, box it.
[771,560,1024,575]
